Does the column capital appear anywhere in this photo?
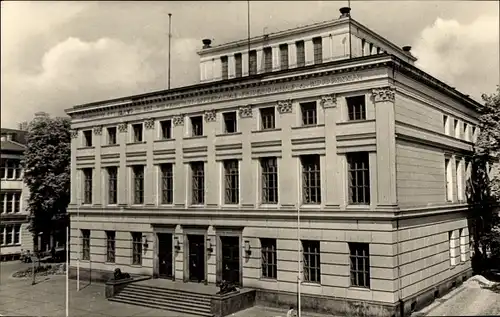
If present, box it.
[277,99,293,114]
[93,126,103,135]
[70,130,79,139]
[319,94,337,108]
[239,105,253,118]
[144,119,155,130]
[173,115,184,126]
[372,87,395,103]
[204,110,217,122]
[118,123,128,133]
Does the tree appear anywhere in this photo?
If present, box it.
[22,115,71,253]
[468,86,500,271]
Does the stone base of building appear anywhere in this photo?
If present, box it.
[71,266,472,317]
[0,252,21,262]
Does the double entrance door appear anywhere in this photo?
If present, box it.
[221,236,240,286]
[157,233,173,279]
[188,235,205,282]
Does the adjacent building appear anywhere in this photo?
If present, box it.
[0,125,33,261]
[66,8,478,316]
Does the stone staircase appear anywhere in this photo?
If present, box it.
[108,282,214,317]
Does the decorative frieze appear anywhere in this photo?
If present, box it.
[173,115,184,126]
[319,94,337,108]
[144,119,155,130]
[118,123,128,133]
[277,99,293,113]
[93,126,102,135]
[204,110,216,122]
[70,130,78,139]
[372,87,395,103]
[239,105,253,118]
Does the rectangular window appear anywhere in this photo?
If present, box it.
[456,159,463,202]
[133,165,144,204]
[347,95,366,121]
[261,157,278,204]
[296,41,305,67]
[264,47,272,72]
[0,193,4,213]
[6,160,14,179]
[280,44,288,70]
[5,193,12,213]
[224,160,239,204]
[223,112,238,133]
[83,130,92,147]
[160,163,174,204]
[443,115,449,135]
[107,167,118,205]
[454,119,459,138]
[234,53,242,78]
[13,192,21,213]
[14,225,20,244]
[361,39,366,56]
[133,123,143,142]
[132,232,142,265]
[349,243,370,288]
[249,50,257,75]
[0,226,3,245]
[0,159,5,179]
[160,120,172,139]
[191,162,205,205]
[82,229,90,261]
[347,152,370,204]
[459,228,466,262]
[6,225,12,244]
[302,155,321,204]
[191,116,203,136]
[107,127,117,145]
[449,231,457,266]
[301,102,317,126]
[260,107,276,130]
[221,56,228,80]
[261,238,277,279]
[83,168,93,205]
[106,231,115,263]
[313,37,323,64]
[302,240,321,283]
[445,158,452,201]
[14,161,21,179]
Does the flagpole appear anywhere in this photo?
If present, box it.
[65,225,69,317]
[168,13,172,90]
[77,172,80,291]
[247,0,251,74]
[297,164,301,317]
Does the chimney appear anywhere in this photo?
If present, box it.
[339,7,351,18]
[18,122,28,131]
[34,111,49,118]
[202,39,212,49]
[402,46,412,53]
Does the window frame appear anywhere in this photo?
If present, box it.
[249,50,257,75]
[261,157,278,204]
[107,167,118,205]
[263,47,273,72]
[160,120,172,140]
[279,44,289,70]
[106,231,116,263]
[191,162,205,205]
[347,152,370,205]
[83,130,93,147]
[107,127,117,145]
[224,160,239,205]
[160,163,174,205]
[132,123,143,143]
[300,102,318,126]
[346,95,367,121]
[313,37,323,64]
[349,242,370,288]
[261,238,277,279]
[83,168,93,205]
[13,192,21,213]
[82,229,90,261]
[234,53,242,78]
[296,40,305,67]
[260,107,276,130]
[191,116,204,137]
[132,165,144,205]
[223,111,238,134]
[302,240,321,284]
[132,232,142,265]
[301,155,321,204]
[221,55,229,80]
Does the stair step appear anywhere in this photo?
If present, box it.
[109,297,214,317]
[125,284,213,301]
[128,283,215,298]
[117,290,212,310]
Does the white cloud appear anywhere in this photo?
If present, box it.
[413,15,499,101]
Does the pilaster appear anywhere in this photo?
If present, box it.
[272,45,280,72]
[322,35,332,63]
[93,126,102,206]
[239,105,255,208]
[277,99,295,208]
[205,110,218,207]
[117,123,128,206]
[242,52,249,77]
[228,55,235,79]
[144,119,155,206]
[288,42,297,69]
[372,87,397,207]
[173,115,186,208]
[256,49,263,74]
[321,94,341,209]
[305,38,314,66]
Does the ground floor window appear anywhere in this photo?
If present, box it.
[349,242,370,288]
[106,231,115,263]
[302,240,321,283]
[132,232,142,265]
[261,238,277,279]
[81,230,90,260]
[0,224,21,246]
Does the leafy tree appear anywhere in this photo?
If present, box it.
[22,115,71,251]
[468,86,500,270]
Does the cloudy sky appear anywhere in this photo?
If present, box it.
[1,1,498,128]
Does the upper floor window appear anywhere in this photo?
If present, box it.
[463,123,469,141]
[280,44,288,70]
[132,123,143,143]
[234,53,242,78]
[347,95,366,121]
[1,192,21,214]
[301,155,321,204]
[443,115,449,135]
[132,165,144,204]
[361,39,366,56]
[83,168,93,205]
[107,127,117,145]
[160,163,174,205]
[313,37,322,64]
[249,50,257,75]
[191,162,205,205]
[223,111,238,134]
[224,160,239,204]
[349,242,370,288]
[1,159,22,179]
[221,56,228,80]
[369,43,374,55]
[445,158,452,202]
[296,40,305,67]
[260,107,276,130]
[302,240,321,283]
[261,157,278,204]
[347,152,370,205]
[107,167,117,205]
[301,102,317,126]
[83,130,92,147]
[454,119,459,138]
[264,47,272,72]
[160,120,172,140]
[191,116,203,137]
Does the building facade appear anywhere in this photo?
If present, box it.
[66,8,478,316]
[0,126,33,261]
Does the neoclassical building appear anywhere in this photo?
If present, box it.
[66,8,478,316]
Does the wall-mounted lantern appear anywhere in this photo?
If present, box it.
[142,235,149,250]
[206,237,213,253]
[174,236,181,251]
[244,240,251,256]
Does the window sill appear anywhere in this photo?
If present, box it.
[259,277,278,282]
[300,204,321,209]
[154,138,175,143]
[251,128,282,134]
[346,204,370,210]
[184,136,207,140]
[131,264,143,268]
[1,243,22,247]
[215,132,242,137]
[104,261,116,264]
[102,144,119,148]
[77,146,95,150]
[159,203,174,207]
[131,204,145,207]
[221,204,240,208]
[337,119,374,125]
[260,204,279,209]
[189,204,206,208]
[291,124,324,130]
[301,282,321,287]
[348,286,371,292]
[126,142,146,145]
[1,178,23,181]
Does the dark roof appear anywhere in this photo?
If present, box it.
[1,128,27,145]
[1,140,26,152]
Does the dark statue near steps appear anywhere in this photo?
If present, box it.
[216,280,237,295]
[112,268,131,281]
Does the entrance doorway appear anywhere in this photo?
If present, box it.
[157,233,173,279]
[188,235,205,282]
[221,236,240,285]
